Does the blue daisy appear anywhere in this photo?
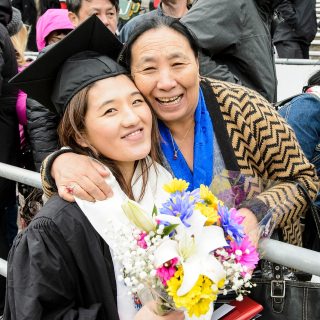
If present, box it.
[218,204,245,244]
[159,190,200,227]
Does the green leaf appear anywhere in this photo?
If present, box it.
[162,224,179,236]
[152,205,158,217]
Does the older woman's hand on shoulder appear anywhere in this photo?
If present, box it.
[49,152,112,202]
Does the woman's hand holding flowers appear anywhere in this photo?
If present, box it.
[237,208,259,247]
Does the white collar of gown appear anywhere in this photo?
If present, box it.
[75,158,172,320]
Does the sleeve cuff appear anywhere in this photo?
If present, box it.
[40,148,73,196]
[239,197,269,222]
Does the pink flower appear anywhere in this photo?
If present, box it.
[227,236,259,270]
[230,208,245,225]
[156,258,179,286]
[137,232,148,249]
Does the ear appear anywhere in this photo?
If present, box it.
[195,57,200,70]
[68,11,80,28]
[75,133,90,148]
[75,134,99,158]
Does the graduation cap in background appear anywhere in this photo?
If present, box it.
[9,15,126,116]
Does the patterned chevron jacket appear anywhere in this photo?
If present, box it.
[41,77,319,247]
[200,77,319,246]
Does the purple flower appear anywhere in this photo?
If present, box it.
[231,185,248,207]
[218,205,245,244]
[159,190,200,227]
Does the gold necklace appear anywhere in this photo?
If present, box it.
[169,124,193,160]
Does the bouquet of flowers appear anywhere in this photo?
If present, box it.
[113,178,262,318]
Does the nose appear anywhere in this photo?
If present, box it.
[98,14,109,28]
[156,68,177,91]
[122,106,140,127]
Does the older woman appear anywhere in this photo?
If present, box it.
[44,16,319,247]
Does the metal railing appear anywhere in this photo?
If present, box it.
[0,162,41,189]
[275,58,320,65]
[0,162,320,278]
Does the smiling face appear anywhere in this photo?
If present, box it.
[130,26,199,126]
[69,0,118,33]
[80,75,152,167]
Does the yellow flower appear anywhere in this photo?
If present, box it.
[197,185,224,225]
[163,179,189,194]
[196,203,220,226]
[166,266,221,317]
[199,185,220,206]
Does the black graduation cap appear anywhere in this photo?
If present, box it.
[9,15,126,116]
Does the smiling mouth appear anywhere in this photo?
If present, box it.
[122,129,143,139]
[156,95,183,105]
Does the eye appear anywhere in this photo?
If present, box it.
[172,62,184,67]
[132,98,144,106]
[142,66,156,73]
[103,108,117,116]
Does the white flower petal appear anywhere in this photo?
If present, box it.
[196,226,228,255]
[177,230,196,259]
[121,200,156,232]
[201,255,226,284]
[184,209,207,236]
[153,239,179,268]
[177,256,201,296]
[156,214,182,225]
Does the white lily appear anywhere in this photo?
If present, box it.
[121,199,157,232]
[154,221,227,296]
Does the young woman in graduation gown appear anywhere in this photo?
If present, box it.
[4,17,183,320]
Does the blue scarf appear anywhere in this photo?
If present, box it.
[159,88,214,190]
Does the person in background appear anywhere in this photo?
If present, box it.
[26,8,74,172]
[11,0,61,51]
[278,70,320,252]
[67,0,119,33]
[253,0,284,36]
[8,7,29,152]
[4,17,183,320]
[8,7,40,232]
[36,8,74,50]
[8,9,73,231]
[0,0,20,314]
[278,71,320,207]
[119,0,190,42]
[273,0,317,59]
[180,0,277,102]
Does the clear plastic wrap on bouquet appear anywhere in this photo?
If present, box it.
[209,170,294,239]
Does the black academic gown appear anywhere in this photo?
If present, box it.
[4,195,120,320]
